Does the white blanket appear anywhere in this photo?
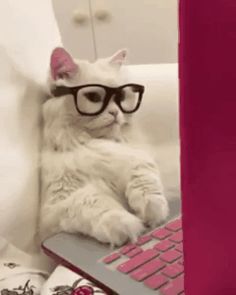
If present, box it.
[0,235,105,294]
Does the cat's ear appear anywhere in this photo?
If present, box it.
[108,49,128,68]
[50,47,78,80]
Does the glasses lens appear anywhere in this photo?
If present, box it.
[76,86,106,114]
[117,85,141,112]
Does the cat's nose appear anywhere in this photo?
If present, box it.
[109,109,118,117]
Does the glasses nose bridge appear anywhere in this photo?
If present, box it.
[105,87,119,103]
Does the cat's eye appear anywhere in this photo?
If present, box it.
[131,85,141,93]
[118,85,141,113]
[84,92,102,103]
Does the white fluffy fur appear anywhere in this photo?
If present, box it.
[39,49,169,246]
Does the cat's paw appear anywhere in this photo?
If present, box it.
[134,194,169,228]
[93,210,144,246]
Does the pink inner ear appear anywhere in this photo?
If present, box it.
[50,47,78,80]
[109,49,127,66]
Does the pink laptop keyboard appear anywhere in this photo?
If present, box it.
[102,217,184,295]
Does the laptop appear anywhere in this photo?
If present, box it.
[43,0,236,294]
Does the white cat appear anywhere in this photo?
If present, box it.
[39,48,169,246]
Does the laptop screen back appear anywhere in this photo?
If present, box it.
[180,1,236,294]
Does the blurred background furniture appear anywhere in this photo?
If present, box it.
[53,0,178,64]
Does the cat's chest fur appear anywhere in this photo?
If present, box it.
[70,138,134,182]
[42,138,139,192]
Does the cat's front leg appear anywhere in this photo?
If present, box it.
[125,162,169,228]
[40,182,144,246]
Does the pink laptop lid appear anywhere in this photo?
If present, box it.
[179,1,236,294]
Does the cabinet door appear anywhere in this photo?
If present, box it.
[90,0,178,64]
[52,0,95,61]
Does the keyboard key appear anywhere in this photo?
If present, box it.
[130,259,166,281]
[162,263,184,278]
[117,249,159,274]
[160,250,182,263]
[126,247,143,258]
[154,240,175,252]
[144,273,168,290]
[175,243,183,253]
[165,219,182,232]
[103,253,121,264]
[120,244,136,254]
[136,235,152,245]
[169,232,183,243]
[152,228,172,240]
[160,274,184,295]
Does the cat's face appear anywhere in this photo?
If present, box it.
[48,47,133,138]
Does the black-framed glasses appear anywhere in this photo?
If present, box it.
[51,83,145,116]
